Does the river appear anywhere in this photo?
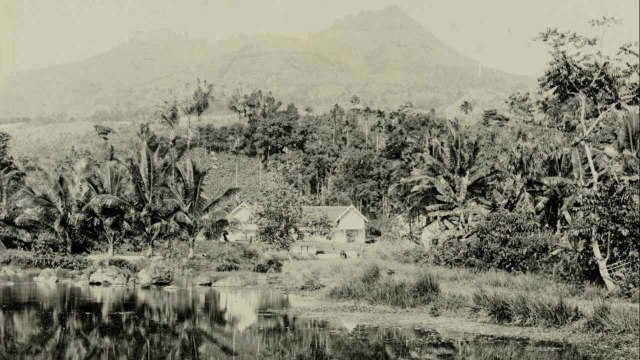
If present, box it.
[0,275,603,359]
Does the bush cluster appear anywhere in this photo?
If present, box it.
[434,212,555,274]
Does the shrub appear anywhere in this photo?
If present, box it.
[104,258,141,273]
[559,182,640,289]
[0,251,91,271]
[254,259,283,273]
[398,245,430,264]
[457,212,555,273]
[216,259,240,272]
[300,270,324,291]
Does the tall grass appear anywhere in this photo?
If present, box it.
[329,263,440,308]
[473,290,582,326]
[586,302,640,334]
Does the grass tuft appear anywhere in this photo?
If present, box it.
[586,301,640,334]
[329,263,440,308]
[473,290,581,326]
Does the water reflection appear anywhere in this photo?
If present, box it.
[0,276,601,359]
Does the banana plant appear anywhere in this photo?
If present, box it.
[402,119,496,237]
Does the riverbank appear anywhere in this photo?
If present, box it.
[274,259,639,359]
[1,248,638,358]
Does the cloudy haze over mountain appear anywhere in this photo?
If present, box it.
[0,0,637,117]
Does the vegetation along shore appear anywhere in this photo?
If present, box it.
[0,10,638,360]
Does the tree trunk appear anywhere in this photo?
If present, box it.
[584,143,599,191]
[591,234,618,292]
[107,241,114,257]
[64,231,73,255]
[146,238,154,257]
[188,238,195,260]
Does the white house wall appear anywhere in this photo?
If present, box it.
[336,210,366,230]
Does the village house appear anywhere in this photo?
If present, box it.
[225,202,369,257]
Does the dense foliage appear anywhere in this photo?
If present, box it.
[0,20,638,297]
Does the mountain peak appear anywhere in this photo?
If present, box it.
[0,7,531,118]
[377,5,408,17]
[328,5,420,30]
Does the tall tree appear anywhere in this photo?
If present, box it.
[536,18,639,291]
[82,160,134,257]
[166,158,238,259]
[127,138,176,256]
[183,79,214,148]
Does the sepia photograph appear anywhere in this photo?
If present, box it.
[0,0,639,358]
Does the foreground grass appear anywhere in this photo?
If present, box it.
[282,259,640,336]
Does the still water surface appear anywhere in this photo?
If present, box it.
[0,275,602,359]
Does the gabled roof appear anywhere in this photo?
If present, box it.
[301,205,368,223]
[227,202,253,218]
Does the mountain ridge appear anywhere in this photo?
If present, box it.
[0,6,533,118]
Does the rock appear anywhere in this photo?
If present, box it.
[34,269,59,284]
[0,280,14,286]
[137,263,173,287]
[89,267,129,286]
[163,285,179,291]
[194,274,212,286]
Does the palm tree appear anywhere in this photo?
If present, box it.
[128,139,176,256]
[82,160,134,257]
[0,167,23,218]
[166,158,239,259]
[0,168,31,247]
[15,165,86,254]
[460,101,473,115]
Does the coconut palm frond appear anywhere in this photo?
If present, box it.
[201,188,240,214]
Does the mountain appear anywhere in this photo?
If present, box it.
[0,6,532,119]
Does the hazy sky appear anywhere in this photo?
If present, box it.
[1,0,638,77]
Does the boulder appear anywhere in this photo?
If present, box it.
[194,274,212,286]
[163,285,180,291]
[89,267,129,286]
[34,269,59,284]
[137,263,173,287]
